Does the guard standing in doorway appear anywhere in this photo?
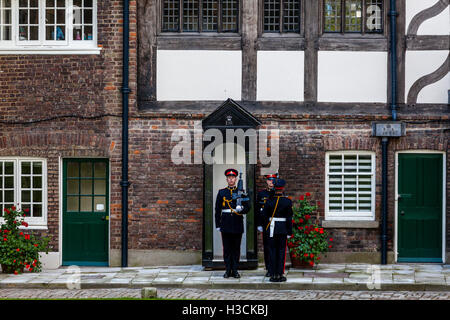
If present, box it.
[261,179,293,282]
[256,174,277,277]
[215,169,251,278]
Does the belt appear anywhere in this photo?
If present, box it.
[222,209,232,213]
[269,217,286,238]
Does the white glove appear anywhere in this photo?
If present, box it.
[287,235,292,239]
[257,226,263,232]
[216,228,221,232]
[235,205,243,212]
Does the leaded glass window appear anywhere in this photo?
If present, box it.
[162,0,239,33]
[324,0,383,34]
[263,0,301,33]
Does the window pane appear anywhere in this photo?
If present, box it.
[73,26,82,40]
[94,196,106,212]
[33,162,42,174]
[30,0,38,7]
[365,0,383,33]
[4,190,13,202]
[22,204,31,217]
[68,162,79,177]
[222,0,238,32]
[30,26,38,40]
[19,0,27,7]
[32,204,42,217]
[33,190,42,202]
[30,8,38,24]
[343,155,357,172]
[81,179,92,194]
[162,0,179,32]
[57,0,64,7]
[84,0,93,7]
[22,190,31,202]
[46,0,55,6]
[80,162,92,177]
[67,196,79,211]
[83,25,92,40]
[283,0,300,33]
[264,0,280,32]
[183,0,198,32]
[202,0,218,31]
[21,162,31,174]
[345,0,362,32]
[4,162,13,174]
[2,26,11,40]
[4,176,13,188]
[74,0,82,8]
[324,0,341,32]
[67,179,79,194]
[32,176,42,188]
[94,162,106,178]
[19,10,28,25]
[94,180,105,195]
[80,196,92,211]
[22,176,31,188]
[57,9,65,23]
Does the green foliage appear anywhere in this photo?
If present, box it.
[0,206,50,274]
[287,193,333,267]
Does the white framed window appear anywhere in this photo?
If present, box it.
[0,158,47,228]
[0,0,100,54]
[325,151,375,220]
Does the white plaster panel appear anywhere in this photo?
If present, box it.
[40,252,61,269]
[405,50,449,104]
[256,51,304,101]
[406,0,450,35]
[318,51,387,103]
[157,50,242,101]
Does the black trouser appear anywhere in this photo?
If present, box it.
[262,230,270,271]
[221,232,242,274]
[267,234,287,277]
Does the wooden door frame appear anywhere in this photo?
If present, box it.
[59,157,111,267]
[394,150,446,263]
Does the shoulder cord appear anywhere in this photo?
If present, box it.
[222,188,242,216]
[265,196,281,231]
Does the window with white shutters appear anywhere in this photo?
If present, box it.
[325,151,375,220]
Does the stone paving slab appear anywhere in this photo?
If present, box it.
[0,263,448,292]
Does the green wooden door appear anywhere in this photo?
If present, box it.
[397,154,443,262]
[62,159,109,266]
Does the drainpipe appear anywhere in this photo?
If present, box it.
[121,0,131,268]
[389,0,398,121]
[379,0,398,265]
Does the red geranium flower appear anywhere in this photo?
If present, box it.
[305,192,311,197]
[16,248,20,252]
[11,206,16,211]
[299,195,304,201]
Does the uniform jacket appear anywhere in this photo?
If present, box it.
[215,186,251,234]
[256,188,274,228]
[261,195,293,236]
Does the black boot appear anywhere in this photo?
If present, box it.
[269,275,279,282]
[232,271,241,278]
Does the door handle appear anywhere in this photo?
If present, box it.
[101,216,109,221]
[400,210,405,216]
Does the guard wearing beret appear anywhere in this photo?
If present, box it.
[215,169,251,278]
[256,174,277,277]
[261,179,293,282]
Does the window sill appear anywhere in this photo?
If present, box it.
[157,35,241,50]
[322,220,379,229]
[0,47,102,55]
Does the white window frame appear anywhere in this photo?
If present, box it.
[325,150,376,221]
[0,0,100,54]
[0,157,48,229]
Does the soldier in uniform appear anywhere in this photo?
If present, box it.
[261,179,293,282]
[256,174,277,277]
[215,169,251,278]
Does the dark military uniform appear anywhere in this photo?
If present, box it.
[215,173,251,278]
[256,188,274,273]
[261,180,293,282]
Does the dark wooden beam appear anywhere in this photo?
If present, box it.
[304,0,319,102]
[241,0,258,101]
[137,0,157,104]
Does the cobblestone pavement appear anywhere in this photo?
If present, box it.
[0,288,449,300]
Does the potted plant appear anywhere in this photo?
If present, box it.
[287,193,333,268]
[0,206,50,274]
